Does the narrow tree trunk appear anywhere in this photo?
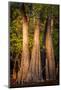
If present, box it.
[45,58,49,80]
[29,18,43,82]
[45,16,56,80]
[51,17,53,34]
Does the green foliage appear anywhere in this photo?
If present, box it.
[10,15,22,55]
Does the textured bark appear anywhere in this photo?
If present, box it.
[45,16,56,80]
[17,16,30,84]
[45,58,49,80]
[28,18,43,82]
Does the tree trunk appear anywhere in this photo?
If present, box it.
[17,16,30,84]
[45,58,49,80]
[45,16,56,80]
[29,18,43,82]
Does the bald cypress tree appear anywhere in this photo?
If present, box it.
[45,16,56,80]
[28,18,43,82]
[17,4,30,84]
